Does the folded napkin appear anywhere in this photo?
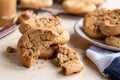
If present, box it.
[86,46,120,80]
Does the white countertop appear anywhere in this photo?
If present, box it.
[0,0,120,80]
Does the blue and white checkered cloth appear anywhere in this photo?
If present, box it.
[86,46,120,80]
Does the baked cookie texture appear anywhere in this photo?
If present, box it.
[83,8,109,39]
[17,15,83,75]
[105,36,120,48]
[19,17,69,44]
[17,29,58,67]
[17,16,70,67]
[21,0,53,9]
[100,9,120,36]
[35,17,65,34]
[83,8,120,48]
[62,0,96,14]
[61,60,84,75]
[19,17,65,34]
[17,10,36,24]
[56,45,84,75]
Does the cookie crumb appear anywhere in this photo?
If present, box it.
[38,66,44,69]
[6,46,16,53]
[33,68,36,70]
[41,60,45,64]
[36,61,38,64]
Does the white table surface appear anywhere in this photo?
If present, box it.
[0,0,120,80]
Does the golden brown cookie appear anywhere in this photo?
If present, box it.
[19,17,69,45]
[17,10,36,24]
[56,45,84,75]
[17,29,58,67]
[61,60,84,75]
[100,9,120,36]
[62,0,96,14]
[21,0,53,9]
[105,36,120,48]
[83,8,109,39]
[19,17,65,34]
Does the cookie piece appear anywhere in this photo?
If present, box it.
[17,29,58,67]
[17,10,36,24]
[83,8,109,39]
[6,46,16,53]
[105,36,120,48]
[62,0,96,14]
[61,60,84,75]
[21,0,53,9]
[56,45,84,75]
[100,9,120,36]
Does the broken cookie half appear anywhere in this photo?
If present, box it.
[17,28,58,67]
[56,45,84,75]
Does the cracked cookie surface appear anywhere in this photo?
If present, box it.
[19,17,65,35]
[56,45,84,75]
[38,31,70,59]
[35,17,65,34]
[100,9,120,36]
[83,8,109,39]
[17,29,58,67]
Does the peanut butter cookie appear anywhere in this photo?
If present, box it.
[17,29,58,67]
[100,9,120,36]
[105,36,120,48]
[19,17,65,34]
[62,0,96,14]
[83,8,109,39]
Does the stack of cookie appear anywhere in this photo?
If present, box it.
[16,11,84,75]
[83,8,120,48]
